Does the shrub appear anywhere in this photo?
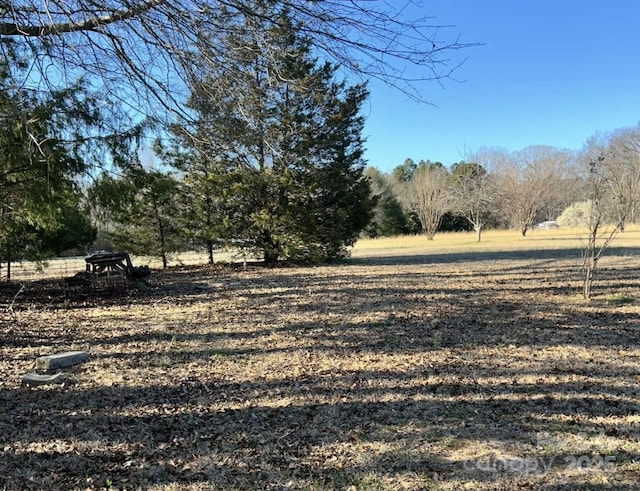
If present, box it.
[557,200,591,228]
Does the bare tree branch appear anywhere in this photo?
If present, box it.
[1,0,477,122]
[0,0,165,36]
[580,127,640,299]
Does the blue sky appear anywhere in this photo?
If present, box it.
[362,0,640,172]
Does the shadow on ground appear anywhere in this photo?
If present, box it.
[1,252,639,489]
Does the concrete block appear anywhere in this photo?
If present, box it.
[36,351,89,370]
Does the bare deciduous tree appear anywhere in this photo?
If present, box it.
[402,163,449,240]
[605,127,640,231]
[450,149,500,242]
[495,145,572,236]
[581,128,640,299]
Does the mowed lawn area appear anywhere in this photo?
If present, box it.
[1,228,640,490]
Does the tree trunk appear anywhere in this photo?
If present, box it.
[264,247,279,264]
[207,242,214,265]
[475,225,482,242]
[152,194,168,269]
[583,233,598,300]
[262,231,280,264]
[583,264,595,300]
[7,260,11,281]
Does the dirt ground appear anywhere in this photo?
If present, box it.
[1,249,639,490]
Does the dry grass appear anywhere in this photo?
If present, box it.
[1,231,640,490]
[352,225,640,258]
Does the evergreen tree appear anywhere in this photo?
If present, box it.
[171,4,373,263]
[363,167,410,237]
[392,159,418,183]
[89,166,184,269]
[0,47,97,277]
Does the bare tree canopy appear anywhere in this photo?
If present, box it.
[494,145,572,236]
[579,126,640,299]
[1,1,473,123]
[450,149,501,242]
[402,162,449,240]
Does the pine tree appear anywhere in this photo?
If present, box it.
[171,3,373,263]
[89,166,184,269]
[0,48,97,277]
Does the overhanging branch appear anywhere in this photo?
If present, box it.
[0,0,165,36]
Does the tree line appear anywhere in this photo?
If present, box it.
[1,1,639,296]
[366,133,640,247]
[0,0,472,277]
[0,2,382,274]
[87,6,374,267]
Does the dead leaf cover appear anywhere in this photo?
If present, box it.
[1,251,639,490]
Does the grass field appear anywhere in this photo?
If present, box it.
[1,228,639,489]
[6,225,640,281]
[351,226,640,258]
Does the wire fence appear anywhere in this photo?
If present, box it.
[2,257,87,282]
[1,249,254,283]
